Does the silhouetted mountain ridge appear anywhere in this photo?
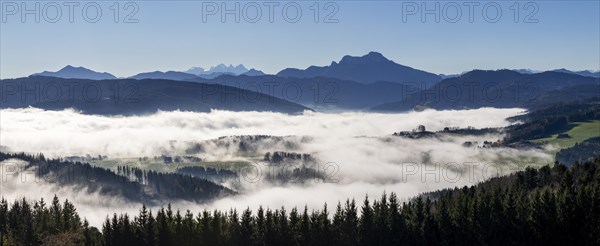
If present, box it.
[277,52,442,86]
[32,65,117,80]
[551,68,600,78]
[129,71,197,80]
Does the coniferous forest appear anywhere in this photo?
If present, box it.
[1,157,599,246]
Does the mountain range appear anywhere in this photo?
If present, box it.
[185,64,250,75]
[28,54,599,83]
[129,71,198,80]
[550,69,600,78]
[31,64,267,82]
[127,64,266,81]
[511,68,600,78]
[16,52,600,114]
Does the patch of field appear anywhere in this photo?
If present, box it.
[531,120,600,149]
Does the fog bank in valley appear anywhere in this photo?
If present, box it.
[0,107,552,227]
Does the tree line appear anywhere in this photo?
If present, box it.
[2,157,599,245]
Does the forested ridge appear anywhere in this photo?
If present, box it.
[556,137,600,166]
[2,157,599,245]
[0,152,233,204]
[503,100,600,144]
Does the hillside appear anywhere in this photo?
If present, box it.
[530,121,600,149]
[372,70,600,111]
[188,74,415,110]
[0,76,312,115]
[503,100,600,145]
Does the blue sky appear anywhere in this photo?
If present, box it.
[1,0,599,78]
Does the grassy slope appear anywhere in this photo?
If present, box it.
[531,120,600,149]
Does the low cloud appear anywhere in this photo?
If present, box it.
[0,107,552,227]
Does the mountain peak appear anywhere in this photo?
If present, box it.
[212,64,228,69]
[241,68,266,76]
[59,65,91,72]
[339,52,389,65]
[366,51,385,59]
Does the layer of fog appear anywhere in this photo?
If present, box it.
[1,107,524,157]
[0,107,553,227]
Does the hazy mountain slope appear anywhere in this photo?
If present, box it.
[197,72,235,79]
[129,71,198,80]
[552,69,600,78]
[187,74,414,109]
[523,84,600,109]
[372,70,599,111]
[0,76,312,115]
[242,69,266,76]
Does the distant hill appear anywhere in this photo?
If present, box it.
[438,73,460,79]
[197,72,235,79]
[551,69,600,78]
[32,65,117,80]
[511,68,599,78]
[129,71,198,80]
[242,68,266,76]
[444,68,599,79]
[183,64,265,78]
[372,70,600,112]
[512,69,538,74]
[0,76,311,115]
[277,52,441,86]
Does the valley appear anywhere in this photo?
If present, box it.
[0,54,598,245]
